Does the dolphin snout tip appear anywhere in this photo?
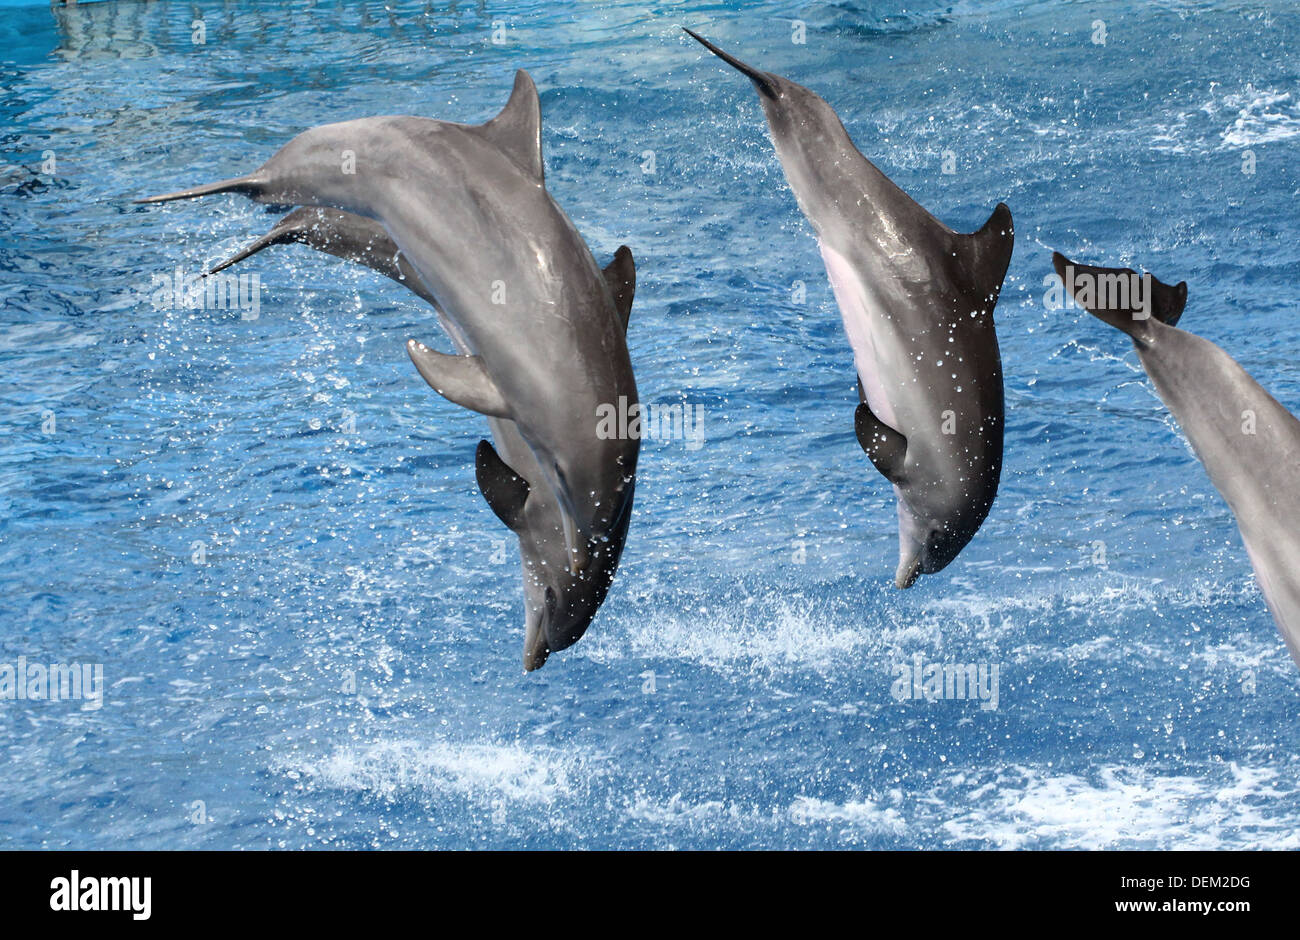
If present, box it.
[522,644,549,672]
[522,587,557,672]
[894,555,923,589]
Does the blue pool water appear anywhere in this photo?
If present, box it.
[2,0,1298,849]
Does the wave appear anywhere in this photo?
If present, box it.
[575,571,1294,679]
[1151,83,1300,153]
[289,738,585,805]
[941,761,1300,849]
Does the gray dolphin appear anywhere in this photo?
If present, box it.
[683,29,1014,588]
[208,206,636,670]
[1054,251,1300,669]
[137,70,638,578]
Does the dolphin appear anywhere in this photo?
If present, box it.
[208,206,636,670]
[683,29,1014,588]
[136,70,639,578]
[1053,251,1300,669]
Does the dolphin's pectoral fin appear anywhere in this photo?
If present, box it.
[475,440,530,532]
[855,402,907,484]
[602,246,636,333]
[406,340,511,418]
[476,70,544,181]
[1051,252,1188,341]
[958,202,1015,310]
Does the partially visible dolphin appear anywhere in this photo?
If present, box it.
[137,70,638,579]
[683,29,1014,588]
[1054,252,1300,669]
[208,207,636,670]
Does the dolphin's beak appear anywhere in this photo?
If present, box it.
[134,174,260,204]
[205,227,295,276]
[682,27,780,100]
[523,630,549,672]
[895,553,923,590]
[522,587,556,672]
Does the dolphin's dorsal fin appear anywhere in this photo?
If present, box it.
[855,401,907,484]
[477,70,544,181]
[602,246,636,332]
[406,340,511,418]
[475,440,530,532]
[956,202,1015,311]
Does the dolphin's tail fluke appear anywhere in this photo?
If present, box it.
[682,27,779,99]
[1052,252,1188,342]
[134,174,261,205]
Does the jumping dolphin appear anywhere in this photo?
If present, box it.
[683,29,1014,588]
[137,70,639,578]
[208,206,636,670]
[1054,251,1300,669]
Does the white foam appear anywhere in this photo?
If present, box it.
[579,591,876,672]
[789,795,906,835]
[942,762,1300,849]
[625,794,729,826]
[291,738,583,805]
[580,571,1294,678]
[623,792,905,838]
[1146,83,1300,154]
[1217,85,1300,147]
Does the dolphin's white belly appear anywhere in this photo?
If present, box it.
[819,241,905,431]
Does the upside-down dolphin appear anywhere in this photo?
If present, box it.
[137,70,638,579]
[683,29,1014,588]
[208,206,636,670]
[1054,251,1300,669]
